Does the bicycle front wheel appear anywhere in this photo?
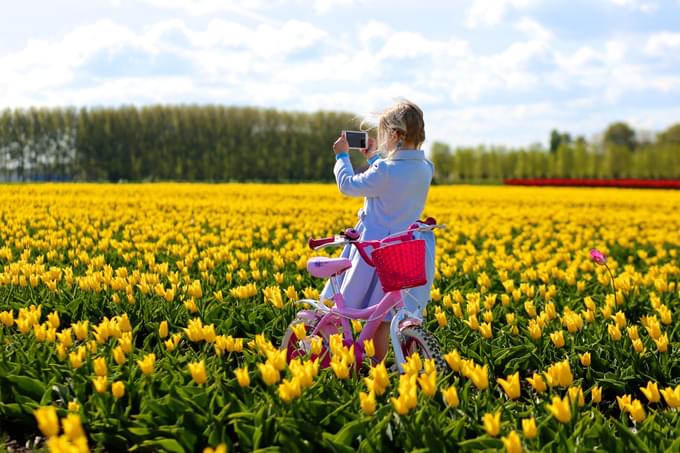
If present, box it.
[398,325,446,373]
[280,312,335,367]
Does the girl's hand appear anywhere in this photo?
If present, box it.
[333,132,349,155]
[360,137,377,160]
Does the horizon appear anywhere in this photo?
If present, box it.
[2,0,679,149]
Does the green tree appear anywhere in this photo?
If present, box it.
[604,121,636,151]
[549,129,572,153]
[430,142,453,183]
[658,123,680,146]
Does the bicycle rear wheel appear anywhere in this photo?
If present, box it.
[398,325,446,373]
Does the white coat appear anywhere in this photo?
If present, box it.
[320,149,435,316]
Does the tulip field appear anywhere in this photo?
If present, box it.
[1,183,680,452]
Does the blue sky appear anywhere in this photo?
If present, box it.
[1,0,680,149]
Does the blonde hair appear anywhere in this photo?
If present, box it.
[372,99,425,158]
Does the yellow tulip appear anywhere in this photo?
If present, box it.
[93,376,107,394]
[159,321,169,338]
[653,333,668,352]
[591,386,602,403]
[546,395,571,423]
[265,349,287,372]
[188,360,208,385]
[660,385,680,408]
[118,333,133,354]
[502,431,522,453]
[417,370,437,398]
[61,413,85,441]
[402,353,423,376]
[362,339,375,358]
[632,338,645,354]
[465,314,479,331]
[291,322,307,341]
[479,322,493,339]
[444,350,461,372]
[435,310,447,327]
[580,352,591,367]
[497,372,520,400]
[527,373,547,393]
[113,346,126,365]
[69,348,86,369]
[330,357,350,380]
[442,386,459,408]
[34,406,59,438]
[137,353,156,376]
[391,395,411,415]
[0,310,13,327]
[470,365,489,391]
[112,381,125,399]
[522,417,537,439]
[550,330,565,348]
[47,311,60,329]
[568,386,585,407]
[310,337,322,356]
[278,377,301,403]
[617,394,632,412]
[625,399,645,423]
[545,360,572,388]
[258,362,280,385]
[94,357,107,377]
[203,443,227,453]
[482,411,501,437]
[528,320,542,341]
[367,362,389,395]
[359,391,376,416]
[235,367,250,387]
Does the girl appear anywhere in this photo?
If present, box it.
[320,99,435,361]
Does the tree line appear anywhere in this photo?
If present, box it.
[0,106,359,182]
[0,106,678,182]
[431,122,680,183]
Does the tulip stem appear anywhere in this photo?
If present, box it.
[604,264,618,303]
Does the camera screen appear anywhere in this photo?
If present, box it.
[345,131,367,149]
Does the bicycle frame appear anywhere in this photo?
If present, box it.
[301,221,443,372]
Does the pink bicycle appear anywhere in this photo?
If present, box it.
[280,218,446,373]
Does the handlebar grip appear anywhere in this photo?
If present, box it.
[308,237,335,249]
[418,217,436,225]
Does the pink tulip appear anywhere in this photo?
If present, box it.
[589,248,607,265]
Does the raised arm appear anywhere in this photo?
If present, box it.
[333,155,388,197]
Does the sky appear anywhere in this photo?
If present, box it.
[1,0,680,149]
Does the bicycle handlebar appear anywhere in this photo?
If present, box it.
[308,217,444,252]
[307,236,337,249]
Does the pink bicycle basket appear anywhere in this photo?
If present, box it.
[371,239,427,292]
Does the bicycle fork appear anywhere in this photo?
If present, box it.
[389,308,423,373]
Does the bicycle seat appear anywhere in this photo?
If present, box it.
[307,256,352,278]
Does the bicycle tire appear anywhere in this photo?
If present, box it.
[280,312,333,367]
[398,325,447,373]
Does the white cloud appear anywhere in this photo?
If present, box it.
[359,20,391,47]
[0,20,140,90]
[0,17,327,100]
[515,17,552,41]
[313,0,356,14]
[1,1,679,148]
[467,0,534,28]
[605,0,658,12]
[377,32,468,60]
[645,31,680,56]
